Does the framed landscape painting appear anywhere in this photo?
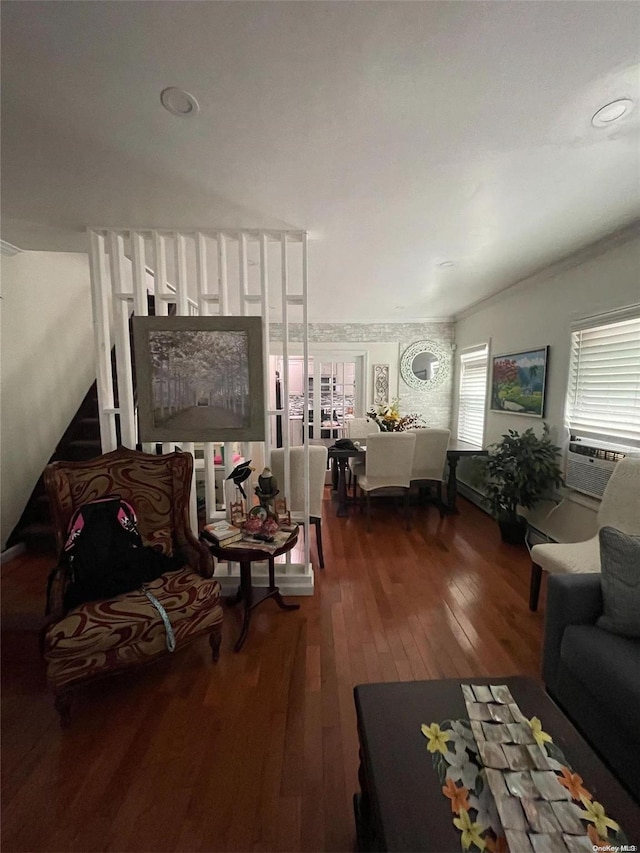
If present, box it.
[132,315,265,442]
[490,346,548,417]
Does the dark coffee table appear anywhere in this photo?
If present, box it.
[353,676,640,852]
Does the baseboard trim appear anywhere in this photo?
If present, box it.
[1,543,26,565]
[457,481,489,513]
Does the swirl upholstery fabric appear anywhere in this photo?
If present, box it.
[45,570,221,690]
[43,447,223,720]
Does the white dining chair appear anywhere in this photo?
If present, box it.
[357,432,416,531]
[407,428,451,516]
[346,417,380,496]
[270,445,329,569]
[529,456,640,611]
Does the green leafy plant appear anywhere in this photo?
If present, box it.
[482,424,562,525]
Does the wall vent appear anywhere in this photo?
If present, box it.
[565,438,628,499]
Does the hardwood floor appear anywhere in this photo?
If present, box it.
[1,493,546,852]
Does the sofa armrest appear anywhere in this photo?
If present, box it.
[542,574,603,692]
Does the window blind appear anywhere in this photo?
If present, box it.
[566,314,640,447]
[457,345,488,446]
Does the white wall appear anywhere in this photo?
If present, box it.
[453,234,640,541]
[1,251,94,549]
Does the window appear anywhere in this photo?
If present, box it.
[566,310,640,447]
[457,344,488,446]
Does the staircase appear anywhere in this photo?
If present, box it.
[7,297,171,554]
[5,381,106,554]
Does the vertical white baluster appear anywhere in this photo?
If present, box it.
[175,233,189,316]
[153,232,169,317]
[260,233,271,462]
[87,230,117,452]
[131,232,148,317]
[239,233,249,317]
[218,232,229,315]
[302,233,310,570]
[108,232,137,449]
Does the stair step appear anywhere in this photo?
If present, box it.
[17,522,57,555]
[64,439,103,461]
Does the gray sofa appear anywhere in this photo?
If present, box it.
[543,573,640,803]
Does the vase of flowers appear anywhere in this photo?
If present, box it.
[367,398,426,432]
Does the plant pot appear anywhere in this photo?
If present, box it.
[497,514,527,545]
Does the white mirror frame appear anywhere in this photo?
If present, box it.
[400,339,451,390]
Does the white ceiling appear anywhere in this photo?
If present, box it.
[2,1,639,321]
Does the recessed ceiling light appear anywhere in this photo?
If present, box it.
[591,98,634,128]
[438,261,454,268]
[160,87,200,117]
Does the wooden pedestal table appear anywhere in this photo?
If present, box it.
[205,526,300,652]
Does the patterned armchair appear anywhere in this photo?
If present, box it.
[43,446,223,724]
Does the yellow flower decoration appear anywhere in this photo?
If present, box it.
[579,795,620,839]
[453,808,486,851]
[421,722,450,755]
[528,716,552,747]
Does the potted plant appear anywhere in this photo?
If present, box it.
[481,424,562,544]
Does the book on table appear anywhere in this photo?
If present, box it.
[202,521,244,545]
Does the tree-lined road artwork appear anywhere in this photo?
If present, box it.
[149,330,250,430]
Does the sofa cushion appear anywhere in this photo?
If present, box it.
[560,624,640,738]
[45,570,223,691]
[597,526,640,638]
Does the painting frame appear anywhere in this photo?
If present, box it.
[132,315,265,442]
[490,346,549,418]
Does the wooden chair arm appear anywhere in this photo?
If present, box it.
[181,530,215,578]
[45,565,69,621]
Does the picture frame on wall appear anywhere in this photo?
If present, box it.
[490,346,549,417]
[132,315,265,442]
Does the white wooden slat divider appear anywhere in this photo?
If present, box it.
[302,233,310,568]
[88,227,312,593]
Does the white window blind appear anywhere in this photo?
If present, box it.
[566,313,640,447]
[457,345,488,446]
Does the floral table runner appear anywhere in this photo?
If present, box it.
[421,684,629,853]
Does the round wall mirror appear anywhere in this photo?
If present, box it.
[400,340,451,390]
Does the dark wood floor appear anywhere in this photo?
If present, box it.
[1,493,546,853]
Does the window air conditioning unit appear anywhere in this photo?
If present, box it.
[565,437,629,499]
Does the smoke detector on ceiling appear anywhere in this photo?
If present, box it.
[160,87,200,117]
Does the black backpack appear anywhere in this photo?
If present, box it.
[57,496,183,611]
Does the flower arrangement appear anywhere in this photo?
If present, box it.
[367,398,426,432]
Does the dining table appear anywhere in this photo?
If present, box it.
[328,438,487,517]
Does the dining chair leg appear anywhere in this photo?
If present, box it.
[366,491,371,532]
[312,516,325,569]
[404,489,411,531]
[437,482,445,518]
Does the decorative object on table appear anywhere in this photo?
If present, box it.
[400,339,451,390]
[226,460,255,499]
[244,505,279,541]
[422,683,629,853]
[274,497,293,530]
[367,398,427,432]
[479,424,562,544]
[229,499,246,528]
[131,315,265,442]
[490,347,549,417]
[373,363,390,406]
[254,466,279,515]
[202,520,243,545]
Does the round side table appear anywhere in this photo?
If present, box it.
[204,526,300,652]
